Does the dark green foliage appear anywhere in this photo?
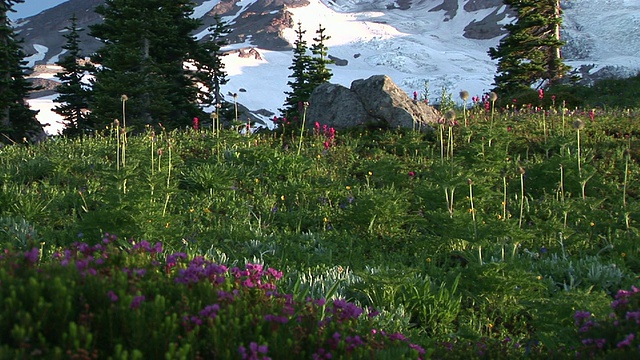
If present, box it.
[0,237,426,358]
[54,14,94,137]
[281,23,333,124]
[309,24,333,87]
[497,74,640,110]
[489,0,571,97]
[88,0,206,131]
[195,14,231,111]
[551,73,640,109]
[0,0,42,143]
[0,71,640,357]
[281,22,314,122]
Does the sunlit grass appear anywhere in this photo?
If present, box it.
[1,100,639,357]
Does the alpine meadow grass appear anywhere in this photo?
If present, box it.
[0,96,639,358]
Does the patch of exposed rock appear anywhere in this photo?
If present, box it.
[307,75,440,131]
[463,7,509,40]
[328,55,348,66]
[429,0,458,21]
[14,0,310,66]
[386,0,413,10]
[463,0,505,12]
[14,0,105,64]
[27,78,59,99]
[203,0,306,51]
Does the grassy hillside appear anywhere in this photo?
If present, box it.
[1,97,639,358]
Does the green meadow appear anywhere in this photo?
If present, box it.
[1,86,639,358]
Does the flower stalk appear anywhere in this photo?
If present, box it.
[297,102,309,156]
[518,166,526,228]
[468,179,477,241]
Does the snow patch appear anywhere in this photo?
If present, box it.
[28,95,65,136]
[24,44,48,68]
[192,0,220,19]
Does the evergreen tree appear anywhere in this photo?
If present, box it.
[281,22,334,123]
[0,0,42,143]
[309,24,333,87]
[89,0,205,131]
[281,22,313,122]
[195,14,231,111]
[54,14,93,136]
[488,0,570,96]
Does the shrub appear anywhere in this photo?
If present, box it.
[0,233,426,359]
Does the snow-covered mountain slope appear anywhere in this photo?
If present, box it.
[13,0,640,134]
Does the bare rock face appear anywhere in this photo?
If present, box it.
[463,7,509,40]
[429,0,458,21]
[13,0,310,65]
[307,83,374,129]
[307,75,440,131]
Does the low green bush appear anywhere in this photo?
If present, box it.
[0,233,426,359]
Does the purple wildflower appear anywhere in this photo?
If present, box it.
[264,314,289,324]
[239,342,270,360]
[330,299,363,322]
[24,247,39,264]
[200,304,221,319]
[166,252,187,266]
[616,333,635,348]
[626,311,640,323]
[388,333,408,342]
[574,310,592,326]
[130,295,146,309]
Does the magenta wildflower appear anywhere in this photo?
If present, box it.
[267,267,283,280]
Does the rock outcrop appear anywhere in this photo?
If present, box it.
[307,75,440,130]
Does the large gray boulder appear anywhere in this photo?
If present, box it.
[305,83,373,129]
[307,75,440,131]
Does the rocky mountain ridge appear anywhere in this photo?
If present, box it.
[14,0,511,66]
[11,0,640,134]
